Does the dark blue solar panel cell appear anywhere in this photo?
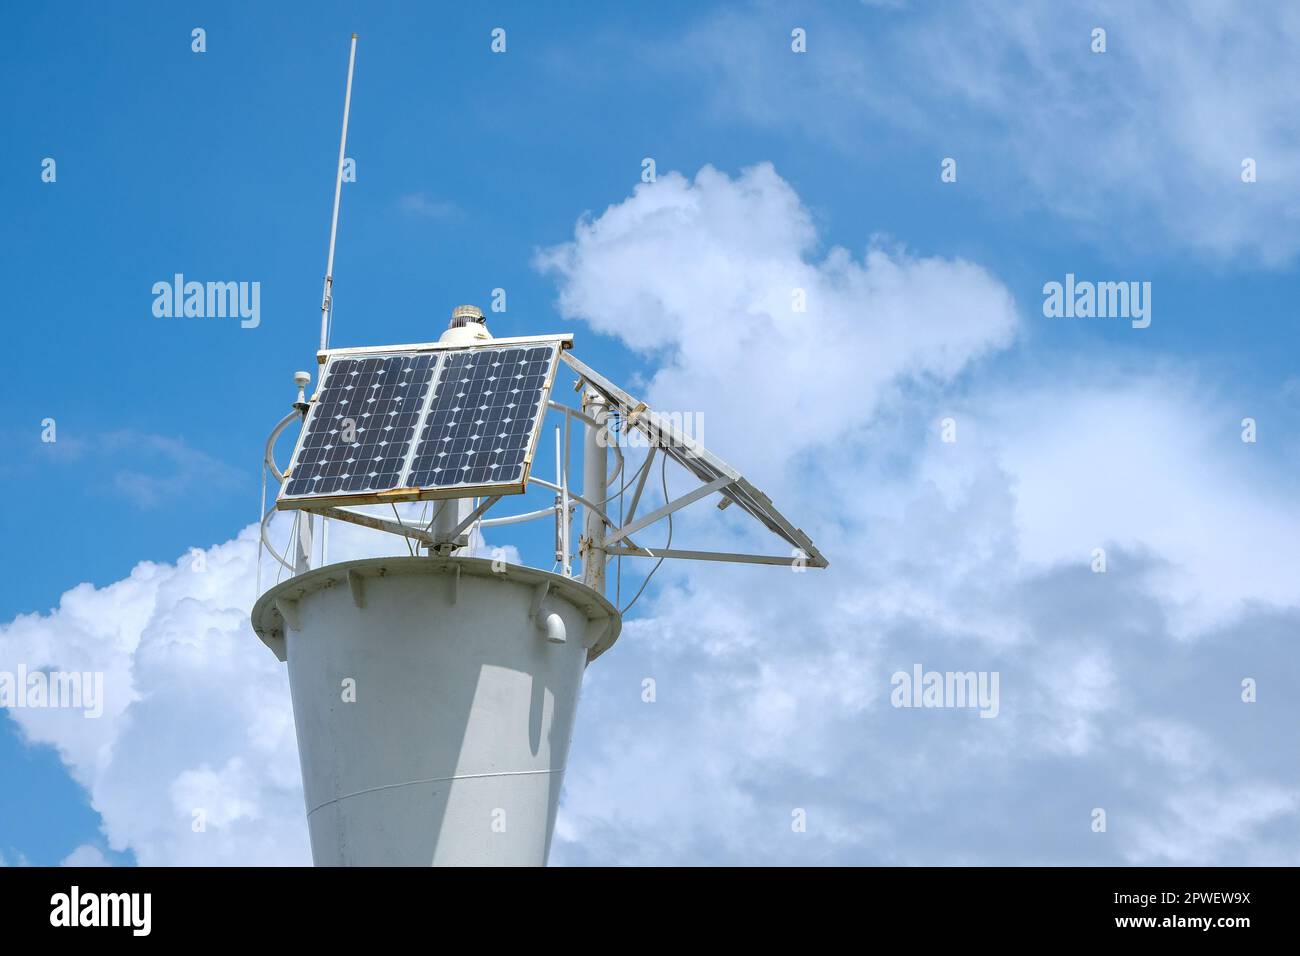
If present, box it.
[280,343,557,503]
[284,353,438,497]
[406,345,553,490]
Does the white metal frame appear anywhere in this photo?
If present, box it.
[276,341,563,511]
[557,351,828,568]
[260,343,828,592]
[253,34,827,592]
[316,332,572,364]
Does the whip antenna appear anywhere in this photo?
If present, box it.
[320,34,358,351]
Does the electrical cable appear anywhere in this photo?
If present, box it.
[601,452,650,505]
[597,414,652,505]
[392,504,416,557]
[256,464,266,599]
[619,453,671,615]
[277,512,298,586]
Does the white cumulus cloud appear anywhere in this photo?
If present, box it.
[677,1,1300,265]
[537,164,1300,865]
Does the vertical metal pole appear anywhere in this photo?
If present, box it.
[581,391,608,594]
[434,497,469,553]
[314,34,356,569]
[291,375,314,575]
[294,513,314,575]
[553,427,563,568]
[320,34,358,352]
[557,426,571,577]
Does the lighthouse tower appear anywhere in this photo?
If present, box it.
[250,37,826,867]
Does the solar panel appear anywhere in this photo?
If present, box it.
[559,351,828,568]
[278,341,561,509]
[282,353,438,499]
[406,345,555,490]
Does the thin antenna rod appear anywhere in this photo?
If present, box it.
[320,34,358,352]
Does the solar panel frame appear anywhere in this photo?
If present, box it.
[280,351,441,502]
[277,340,563,511]
[405,344,559,494]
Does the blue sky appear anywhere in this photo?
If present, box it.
[1,1,1297,866]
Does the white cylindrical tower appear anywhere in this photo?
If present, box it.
[251,555,619,866]
[256,32,830,871]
